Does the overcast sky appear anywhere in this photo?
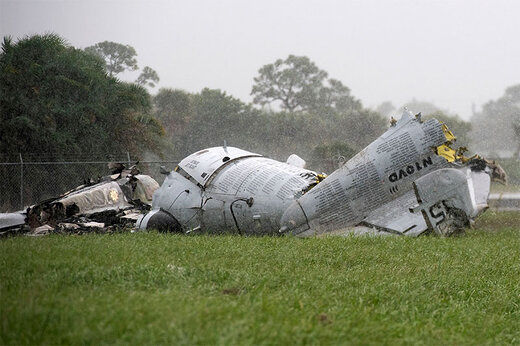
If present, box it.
[2,0,520,119]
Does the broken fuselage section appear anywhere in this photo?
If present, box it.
[138,146,324,234]
[138,110,499,236]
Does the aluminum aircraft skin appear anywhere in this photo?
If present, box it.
[137,110,502,237]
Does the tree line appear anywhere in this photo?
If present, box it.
[1,34,519,182]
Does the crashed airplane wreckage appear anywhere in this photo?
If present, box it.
[138,110,505,237]
[0,165,159,236]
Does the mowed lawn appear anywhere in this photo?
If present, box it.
[1,212,520,345]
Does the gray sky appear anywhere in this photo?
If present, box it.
[2,0,520,119]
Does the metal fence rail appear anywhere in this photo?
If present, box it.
[0,153,179,212]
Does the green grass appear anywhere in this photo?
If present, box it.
[1,212,520,345]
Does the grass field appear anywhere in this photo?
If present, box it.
[1,211,520,345]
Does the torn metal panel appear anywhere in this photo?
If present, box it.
[3,164,160,237]
[436,144,457,162]
[132,174,160,203]
[360,190,429,236]
[30,224,54,237]
[0,212,25,229]
[59,181,133,215]
[0,212,26,236]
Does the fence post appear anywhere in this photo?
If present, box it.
[126,151,131,167]
[19,153,23,210]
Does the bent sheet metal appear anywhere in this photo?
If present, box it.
[138,110,505,237]
[0,166,159,237]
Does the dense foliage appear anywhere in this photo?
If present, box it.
[83,40,138,76]
[84,41,160,88]
[251,55,361,114]
[0,34,163,157]
[0,34,163,209]
[154,87,386,171]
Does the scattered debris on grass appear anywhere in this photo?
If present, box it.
[0,163,159,237]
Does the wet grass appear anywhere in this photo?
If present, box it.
[1,211,519,345]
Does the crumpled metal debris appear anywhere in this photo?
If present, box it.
[138,110,509,237]
[0,163,159,237]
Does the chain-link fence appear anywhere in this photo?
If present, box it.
[0,153,179,212]
[0,152,343,213]
[2,152,518,213]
